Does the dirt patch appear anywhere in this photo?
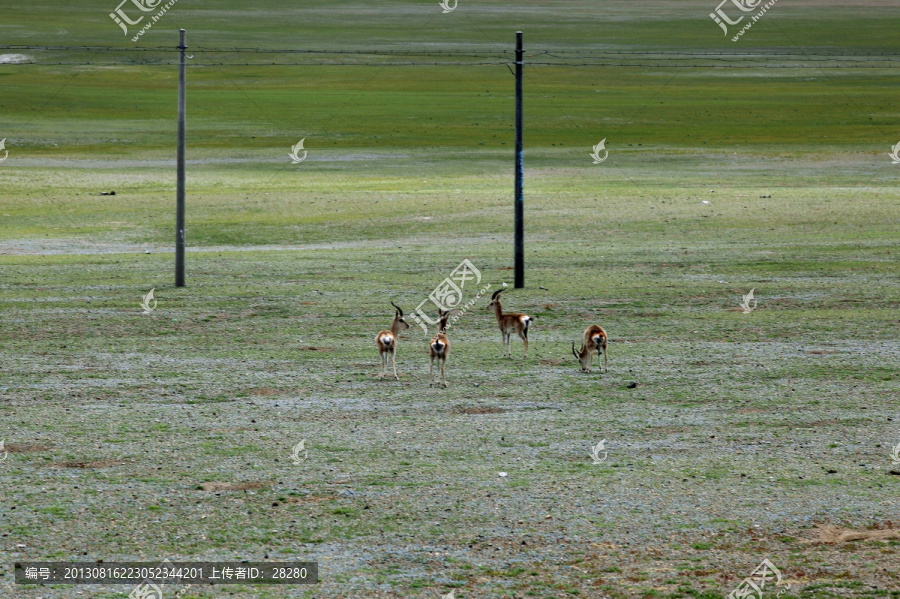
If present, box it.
[50,460,124,469]
[286,495,338,504]
[539,358,564,366]
[248,387,280,396]
[452,406,506,415]
[807,524,900,543]
[805,350,839,355]
[198,482,273,492]
[5,443,52,453]
[300,346,334,352]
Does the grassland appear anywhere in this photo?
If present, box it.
[1,1,899,598]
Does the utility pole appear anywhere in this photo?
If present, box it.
[514,31,524,289]
[175,28,187,287]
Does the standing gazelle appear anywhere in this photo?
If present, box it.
[486,288,532,358]
[375,301,410,380]
[572,324,608,373]
[429,310,451,387]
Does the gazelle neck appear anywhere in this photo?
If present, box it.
[492,300,504,321]
[390,317,403,336]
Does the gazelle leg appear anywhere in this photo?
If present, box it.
[518,332,528,358]
[603,347,608,373]
[429,357,434,387]
[391,350,399,380]
[441,359,447,387]
[379,352,385,380]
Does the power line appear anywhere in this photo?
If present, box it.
[2,45,898,68]
[3,44,899,57]
[12,61,900,68]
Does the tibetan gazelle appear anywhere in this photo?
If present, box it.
[375,301,410,380]
[429,310,451,387]
[486,288,533,358]
[572,324,608,373]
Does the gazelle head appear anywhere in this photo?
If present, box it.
[390,301,410,330]
[572,342,592,371]
[437,309,450,334]
[486,288,504,311]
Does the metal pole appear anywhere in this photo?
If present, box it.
[514,31,524,289]
[175,28,187,287]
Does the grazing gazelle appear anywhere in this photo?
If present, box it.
[486,288,533,358]
[572,324,608,373]
[429,310,451,387]
[376,301,410,380]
